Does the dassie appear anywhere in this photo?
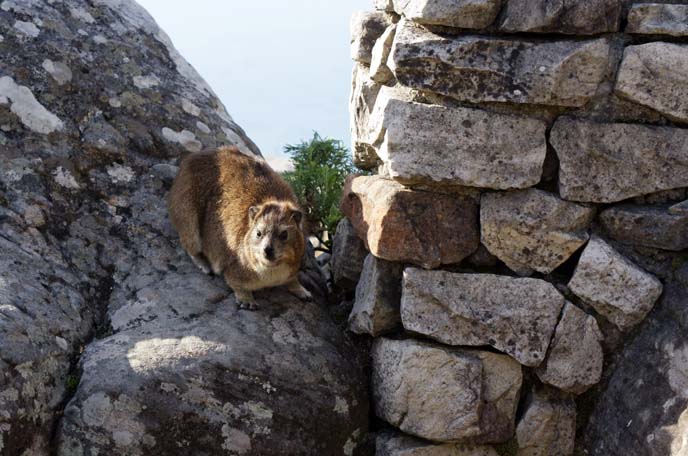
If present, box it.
[168,146,311,309]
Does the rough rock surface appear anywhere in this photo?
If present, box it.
[376,431,499,456]
[535,302,604,394]
[392,0,501,29]
[580,263,688,456]
[401,269,565,367]
[480,189,595,275]
[370,24,397,84]
[551,117,688,202]
[331,218,369,291]
[389,19,610,107]
[350,11,390,64]
[0,1,368,454]
[349,64,383,169]
[627,4,688,37]
[370,89,547,189]
[600,204,688,251]
[341,175,479,269]
[500,0,620,34]
[348,254,404,337]
[670,199,688,215]
[568,237,663,331]
[372,338,521,443]
[615,43,688,123]
[516,388,576,456]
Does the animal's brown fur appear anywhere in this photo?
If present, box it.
[168,146,310,309]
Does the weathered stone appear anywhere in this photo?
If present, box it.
[393,0,501,29]
[341,176,479,269]
[348,254,404,336]
[401,269,565,366]
[627,4,688,37]
[370,25,397,83]
[375,0,396,12]
[370,88,547,189]
[389,19,610,107]
[580,265,688,456]
[500,0,620,34]
[670,199,688,215]
[615,43,688,123]
[349,64,383,169]
[551,117,688,203]
[516,389,576,456]
[600,204,688,251]
[536,302,604,394]
[372,338,521,443]
[481,189,595,275]
[568,237,663,331]
[351,11,390,64]
[331,217,369,291]
[376,431,500,456]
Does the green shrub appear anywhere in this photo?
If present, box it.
[282,132,356,252]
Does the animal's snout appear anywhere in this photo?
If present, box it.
[264,245,275,260]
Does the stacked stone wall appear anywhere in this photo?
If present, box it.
[339,1,688,454]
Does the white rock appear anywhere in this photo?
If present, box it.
[42,59,73,85]
[0,76,64,134]
[615,43,688,123]
[370,87,547,189]
[536,302,604,394]
[133,74,160,89]
[370,24,396,83]
[401,268,565,366]
[516,389,576,456]
[393,0,501,29]
[161,127,202,153]
[13,20,40,38]
[568,237,663,331]
[481,189,595,275]
[350,11,390,64]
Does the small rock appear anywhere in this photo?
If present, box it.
[481,189,595,275]
[568,236,663,331]
[150,163,179,183]
[500,0,620,34]
[375,0,395,12]
[600,204,688,251]
[370,24,396,83]
[349,64,383,170]
[401,268,565,366]
[340,175,479,269]
[350,11,390,64]
[369,87,547,190]
[389,19,610,107]
[536,302,604,394]
[393,0,501,29]
[330,218,368,291]
[670,200,688,216]
[516,388,576,456]
[376,431,500,456]
[615,43,688,123]
[372,338,521,443]
[348,254,403,336]
[627,4,688,37]
[551,117,688,203]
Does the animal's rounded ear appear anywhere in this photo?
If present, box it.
[248,205,260,221]
[291,209,303,227]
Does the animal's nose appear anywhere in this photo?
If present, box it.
[264,245,275,260]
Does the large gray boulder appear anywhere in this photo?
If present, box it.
[0,1,368,454]
[500,0,620,34]
[580,263,688,455]
[389,19,610,107]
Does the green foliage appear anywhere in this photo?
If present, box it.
[66,375,80,394]
[282,132,357,252]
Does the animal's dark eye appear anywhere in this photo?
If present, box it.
[256,230,262,238]
[279,231,288,241]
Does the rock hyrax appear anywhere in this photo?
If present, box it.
[168,146,311,309]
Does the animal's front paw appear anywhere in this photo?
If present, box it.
[237,299,259,311]
[289,284,312,302]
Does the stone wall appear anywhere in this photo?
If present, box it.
[342,1,688,455]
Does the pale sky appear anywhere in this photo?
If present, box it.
[137,0,372,169]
